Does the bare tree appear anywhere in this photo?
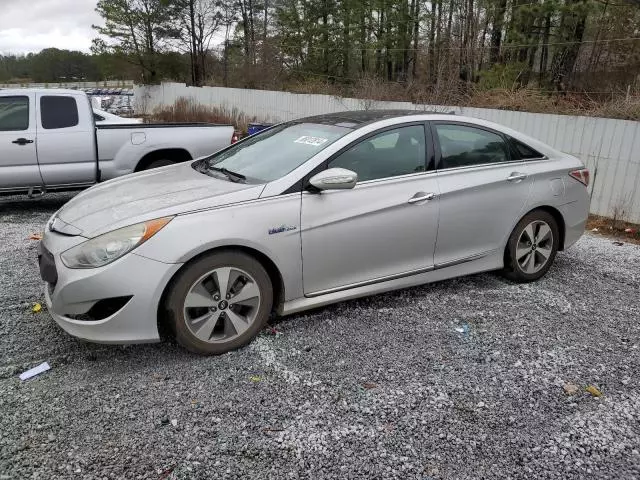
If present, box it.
[172,0,223,85]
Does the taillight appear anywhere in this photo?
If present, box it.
[231,132,240,144]
[569,168,589,187]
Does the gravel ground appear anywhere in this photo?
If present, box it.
[1,193,639,480]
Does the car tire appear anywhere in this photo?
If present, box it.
[502,210,560,283]
[145,159,175,170]
[164,251,273,355]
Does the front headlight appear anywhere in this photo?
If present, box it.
[61,217,173,269]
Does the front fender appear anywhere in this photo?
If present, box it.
[134,195,304,302]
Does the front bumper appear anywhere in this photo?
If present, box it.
[40,232,182,344]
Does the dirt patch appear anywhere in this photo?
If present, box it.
[586,215,640,245]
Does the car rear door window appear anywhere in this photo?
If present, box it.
[329,125,426,182]
[0,96,29,131]
[435,124,510,169]
[40,96,79,129]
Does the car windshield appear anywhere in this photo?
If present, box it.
[201,122,352,183]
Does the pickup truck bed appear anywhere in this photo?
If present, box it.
[0,89,234,195]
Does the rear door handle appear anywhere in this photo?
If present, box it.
[12,138,34,146]
[507,172,528,182]
[408,192,437,204]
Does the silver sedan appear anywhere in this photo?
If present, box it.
[38,111,590,354]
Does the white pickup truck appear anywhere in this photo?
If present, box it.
[0,89,235,196]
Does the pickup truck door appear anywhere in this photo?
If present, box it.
[35,93,97,187]
[0,93,42,188]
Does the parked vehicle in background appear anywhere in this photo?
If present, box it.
[93,108,142,124]
[38,110,590,355]
[0,89,235,195]
[247,123,273,136]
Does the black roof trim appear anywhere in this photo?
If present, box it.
[298,109,454,129]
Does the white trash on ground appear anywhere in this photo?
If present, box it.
[19,362,51,381]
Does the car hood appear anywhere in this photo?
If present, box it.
[56,162,264,237]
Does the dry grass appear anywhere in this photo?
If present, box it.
[469,88,640,120]
[586,214,640,245]
[146,97,258,132]
[275,76,640,120]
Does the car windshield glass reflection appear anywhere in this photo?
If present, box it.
[201,123,351,183]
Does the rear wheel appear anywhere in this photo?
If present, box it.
[144,159,175,170]
[164,252,273,355]
[503,210,559,282]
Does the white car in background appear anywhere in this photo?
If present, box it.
[93,108,142,124]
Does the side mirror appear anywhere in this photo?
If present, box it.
[308,168,358,191]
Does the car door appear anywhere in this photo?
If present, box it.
[431,122,534,267]
[0,94,42,188]
[300,123,440,295]
[36,93,97,187]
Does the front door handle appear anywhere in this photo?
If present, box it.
[12,138,34,146]
[408,192,437,204]
[507,172,528,182]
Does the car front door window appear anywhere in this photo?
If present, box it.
[329,125,426,182]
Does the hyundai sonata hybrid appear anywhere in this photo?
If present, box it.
[38,111,590,355]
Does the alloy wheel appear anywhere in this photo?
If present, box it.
[515,220,554,274]
[183,267,261,343]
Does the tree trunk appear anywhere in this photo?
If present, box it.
[436,0,444,83]
[223,39,229,87]
[322,0,329,75]
[360,1,368,73]
[189,0,202,86]
[551,0,588,91]
[240,1,250,58]
[490,0,507,65]
[248,0,256,64]
[538,13,551,84]
[478,8,490,72]
[342,1,351,77]
[385,2,393,81]
[375,3,384,75]
[412,0,420,79]
[428,0,436,83]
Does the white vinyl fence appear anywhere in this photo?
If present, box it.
[135,82,640,223]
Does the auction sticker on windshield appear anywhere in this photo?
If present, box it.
[294,136,329,146]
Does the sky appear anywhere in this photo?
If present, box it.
[0,0,101,55]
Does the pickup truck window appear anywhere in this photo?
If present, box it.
[0,96,29,131]
[41,96,79,129]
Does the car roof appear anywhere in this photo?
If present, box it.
[300,109,455,129]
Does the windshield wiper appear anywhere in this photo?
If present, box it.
[209,166,246,183]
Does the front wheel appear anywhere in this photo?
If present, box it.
[164,251,273,355]
[502,210,559,282]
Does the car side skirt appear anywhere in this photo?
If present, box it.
[280,249,502,316]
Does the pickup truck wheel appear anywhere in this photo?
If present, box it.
[145,159,175,170]
[165,251,273,355]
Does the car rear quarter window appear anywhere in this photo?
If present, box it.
[40,96,79,129]
[0,96,29,131]
[509,137,544,159]
[435,124,510,169]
